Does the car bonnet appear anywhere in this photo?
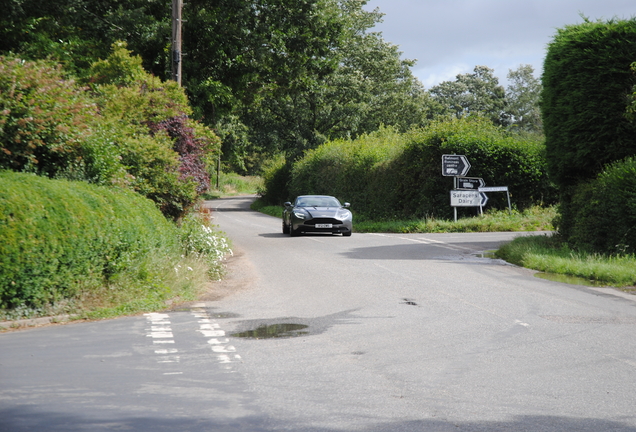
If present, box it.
[304,206,342,218]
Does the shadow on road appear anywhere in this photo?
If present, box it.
[1,406,634,432]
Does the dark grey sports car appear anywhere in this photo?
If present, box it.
[282,195,352,237]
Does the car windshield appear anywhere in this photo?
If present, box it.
[296,197,341,207]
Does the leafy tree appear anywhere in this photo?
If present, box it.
[429,66,507,126]
[1,0,435,172]
[505,64,542,133]
[242,1,432,162]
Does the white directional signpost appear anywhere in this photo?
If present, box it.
[442,155,510,221]
[450,190,488,207]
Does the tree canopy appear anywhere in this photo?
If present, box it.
[1,0,544,174]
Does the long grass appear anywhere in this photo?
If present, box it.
[354,206,555,233]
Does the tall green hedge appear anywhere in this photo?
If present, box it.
[542,19,636,188]
[286,118,555,219]
[541,19,636,240]
[289,127,407,214]
[0,171,180,309]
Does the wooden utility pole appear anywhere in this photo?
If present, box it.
[171,0,182,85]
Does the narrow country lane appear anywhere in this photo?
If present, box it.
[1,195,635,432]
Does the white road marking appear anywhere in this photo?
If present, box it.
[147,332,174,338]
[199,329,226,337]
[144,313,179,369]
[207,338,231,344]
[191,307,242,367]
[370,233,472,252]
[155,349,178,354]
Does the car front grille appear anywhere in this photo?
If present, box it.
[306,218,342,226]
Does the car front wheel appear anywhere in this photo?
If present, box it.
[290,224,299,237]
[282,219,290,234]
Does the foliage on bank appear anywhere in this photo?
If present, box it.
[0,171,231,319]
[0,43,221,220]
[265,118,556,220]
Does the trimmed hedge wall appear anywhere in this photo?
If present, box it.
[542,19,636,189]
[0,171,180,309]
[287,118,556,219]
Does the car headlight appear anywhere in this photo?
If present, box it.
[293,211,306,219]
[337,210,352,220]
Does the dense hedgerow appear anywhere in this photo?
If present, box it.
[542,19,636,189]
[0,171,178,309]
[285,118,555,219]
[0,171,231,315]
[569,157,636,255]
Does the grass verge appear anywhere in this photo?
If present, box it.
[497,235,636,289]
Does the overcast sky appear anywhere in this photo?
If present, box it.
[364,0,635,88]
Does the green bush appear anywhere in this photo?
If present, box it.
[0,171,180,309]
[259,154,293,205]
[569,157,636,254]
[0,56,96,177]
[0,45,221,221]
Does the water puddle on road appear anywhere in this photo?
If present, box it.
[231,323,309,339]
[534,272,607,287]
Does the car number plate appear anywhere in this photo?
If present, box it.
[315,223,332,228]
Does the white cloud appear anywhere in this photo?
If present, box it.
[365,0,636,88]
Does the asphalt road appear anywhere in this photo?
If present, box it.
[1,195,635,431]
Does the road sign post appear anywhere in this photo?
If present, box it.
[479,186,512,214]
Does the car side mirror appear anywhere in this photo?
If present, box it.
[343,202,350,208]
[283,201,292,207]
